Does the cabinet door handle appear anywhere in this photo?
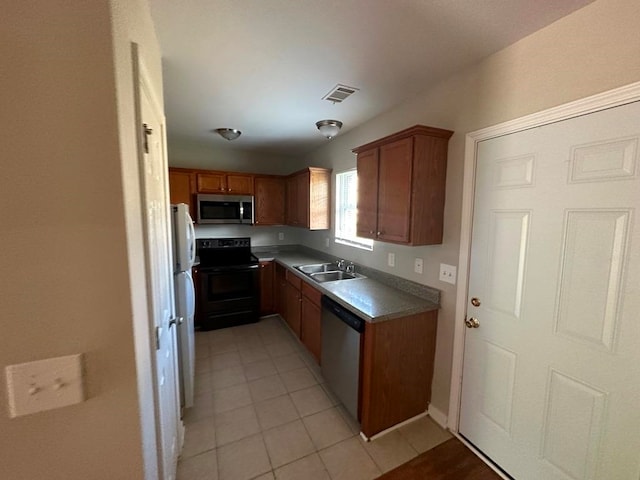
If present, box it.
[376,231,382,236]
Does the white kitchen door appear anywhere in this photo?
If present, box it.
[135,49,180,480]
[459,100,640,479]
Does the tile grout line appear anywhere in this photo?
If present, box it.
[297,406,342,479]
[258,430,275,480]
[189,317,429,480]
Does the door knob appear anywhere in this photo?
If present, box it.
[169,316,183,328]
[471,297,481,307]
[465,317,480,328]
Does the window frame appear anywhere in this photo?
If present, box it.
[334,169,374,251]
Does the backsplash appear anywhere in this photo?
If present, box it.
[194,224,302,246]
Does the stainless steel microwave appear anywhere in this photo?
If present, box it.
[196,194,254,224]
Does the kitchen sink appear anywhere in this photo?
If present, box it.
[295,262,365,283]
[309,271,362,283]
[296,263,338,274]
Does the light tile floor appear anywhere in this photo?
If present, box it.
[178,315,452,480]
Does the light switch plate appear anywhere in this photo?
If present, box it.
[278,232,284,241]
[325,237,330,247]
[387,252,395,267]
[5,354,85,418]
[439,263,457,285]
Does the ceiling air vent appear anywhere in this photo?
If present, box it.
[323,84,359,103]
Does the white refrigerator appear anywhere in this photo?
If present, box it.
[170,203,197,409]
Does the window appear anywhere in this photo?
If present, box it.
[335,169,374,251]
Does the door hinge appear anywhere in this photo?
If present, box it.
[143,123,153,153]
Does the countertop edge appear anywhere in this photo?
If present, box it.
[269,255,439,323]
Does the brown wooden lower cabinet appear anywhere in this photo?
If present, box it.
[270,263,438,438]
[359,310,438,438]
[274,263,287,317]
[259,261,274,315]
[300,281,322,364]
[275,266,322,364]
[284,271,302,337]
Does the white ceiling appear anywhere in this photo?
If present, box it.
[150,0,594,156]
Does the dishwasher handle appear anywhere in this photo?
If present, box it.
[321,296,365,333]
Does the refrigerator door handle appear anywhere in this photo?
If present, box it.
[186,209,196,267]
[185,270,196,318]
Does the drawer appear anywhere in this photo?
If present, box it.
[285,269,302,289]
[301,281,322,306]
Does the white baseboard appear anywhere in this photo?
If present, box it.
[427,404,448,429]
[361,405,449,442]
[361,410,430,441]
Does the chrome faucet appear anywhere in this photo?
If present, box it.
[346,262,356,274]
[336,259,346,271]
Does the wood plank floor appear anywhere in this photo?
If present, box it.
[376,438,503,480]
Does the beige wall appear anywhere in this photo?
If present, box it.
[169,138,301,175]
[298,0,640,417]
[0,1,162,479]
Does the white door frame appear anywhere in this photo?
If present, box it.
[448,80,640,436]
[132,42,182,479]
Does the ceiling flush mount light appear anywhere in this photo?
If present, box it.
[214,128,241,141]
[315,120,343,139]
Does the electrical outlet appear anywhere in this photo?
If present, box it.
[439,263,457,285]
[325,237,330,247]
[387,252,395,267]
[278,232,284,241]
[414,258,423,274]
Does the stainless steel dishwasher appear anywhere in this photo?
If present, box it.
[321,296,365,422]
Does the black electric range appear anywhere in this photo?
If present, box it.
[195,237,260,330]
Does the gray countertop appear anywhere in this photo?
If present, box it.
[255,248,439,323]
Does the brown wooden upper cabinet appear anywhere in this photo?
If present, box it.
[168,166,328,229]
[254,176,285,225]
[285,167,331,230]
[196,171,254,195]
[168,168,196,213]
[353,125,453,245]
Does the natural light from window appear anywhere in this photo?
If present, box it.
[335,169,374,251]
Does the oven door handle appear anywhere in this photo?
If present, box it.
[201,264,260,273]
